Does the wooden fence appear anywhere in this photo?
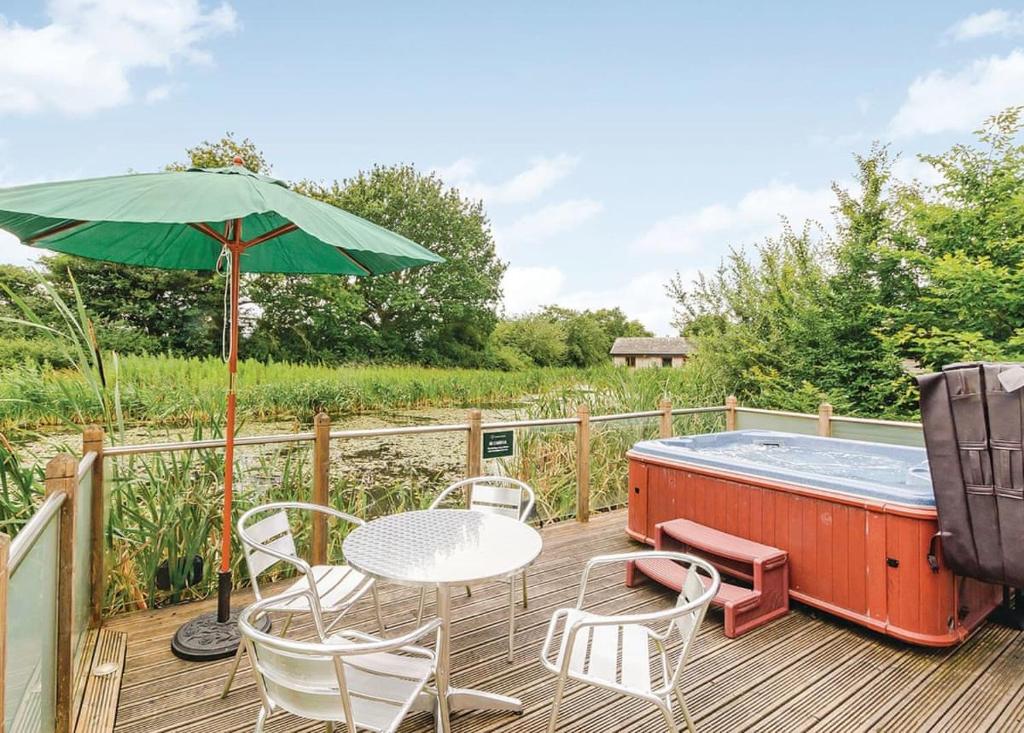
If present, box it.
[0,395,925,731]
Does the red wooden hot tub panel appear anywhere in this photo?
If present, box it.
[626,453,1002,646]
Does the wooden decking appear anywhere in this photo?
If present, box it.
[104,509,1024,732]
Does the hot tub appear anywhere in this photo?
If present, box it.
[626,430,1002,646]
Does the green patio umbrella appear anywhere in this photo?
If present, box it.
[0,158,443,660]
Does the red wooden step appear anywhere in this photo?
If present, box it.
[659,518,787,569]
[628,557,762,613]
[626,518,790,638]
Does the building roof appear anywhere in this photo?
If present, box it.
[609,336,693,356]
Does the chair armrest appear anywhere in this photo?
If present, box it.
[540,608,573,669]
[575,551,718,609]
[328,618,444,656]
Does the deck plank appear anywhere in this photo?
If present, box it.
[102,509,1023,733]
[75,628,127,733]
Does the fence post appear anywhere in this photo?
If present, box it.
[818,402,833,437]
[46,453,78,733]
[465,409,483,508]
[466,409,482,479]
[312,412,330,566]
[82,425,104,628]
[0,531,9,729]
[576,404,591,523]
[725,395,738,431]
[659,398,673,438]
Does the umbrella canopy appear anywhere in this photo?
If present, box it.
[0,159,443,660]
[0,162,443,273]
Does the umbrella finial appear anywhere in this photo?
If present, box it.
[232,155,244,167]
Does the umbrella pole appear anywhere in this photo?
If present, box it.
[172,219,271,661]
[218,231,242,623]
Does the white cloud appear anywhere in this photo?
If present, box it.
[890,50,1024,136]
[501,266,694,336]
[632,181,836,255]
[501,265,565,315]
[947,9,1024,41]
[501,199,603,247]
[144,84,173,104]
[0,0,237,116]
[808,130,865,149]
[434,154,579,204]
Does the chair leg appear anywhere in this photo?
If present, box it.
[657,700,680,733]
[465,584,472,598]
[416,587,427,626]
[436,679,451,733]
[507,579,515,663]
[254,707,267,733]
[546,675,567,733]
[675,682,696,733]
[280,612,293,636]
[221,640,245,699]
[521,570,528,608]
[372,583,385,633]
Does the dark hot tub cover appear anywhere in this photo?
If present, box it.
[918,362,1024,587]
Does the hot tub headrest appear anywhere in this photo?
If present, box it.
[918,362,1024,587]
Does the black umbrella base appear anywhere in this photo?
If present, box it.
[170,609,271,662]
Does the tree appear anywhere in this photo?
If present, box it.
[489,316,568,367]
[245,276,367,363]
[538,306,651,367]
[296,165,505,365]
[891,108,1024,368]
[668,224,842,412]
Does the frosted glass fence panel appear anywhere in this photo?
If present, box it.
[5,518,59,733]
[735,410,819,435]
[831,419,923,447]
[73,458,94,703]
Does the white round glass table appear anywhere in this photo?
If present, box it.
[343,509,543,731]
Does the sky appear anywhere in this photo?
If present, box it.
[1,2,1023,335]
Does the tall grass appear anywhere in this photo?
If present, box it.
[0,357,598,429]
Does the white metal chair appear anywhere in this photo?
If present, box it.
[222,501,385,698]
[540,551,720,733]
[415,476,536,661]
[239,589,447,733]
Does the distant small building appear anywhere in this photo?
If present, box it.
[610,337,692,368]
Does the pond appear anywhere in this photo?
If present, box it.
[15,405,520,495]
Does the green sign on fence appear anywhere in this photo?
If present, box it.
[482,429,515,459]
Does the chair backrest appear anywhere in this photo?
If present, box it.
[240,592,355,725]
[238,505,300,597]
[430,476,535,522]
[239,592,428,730]
[663,554,718,686]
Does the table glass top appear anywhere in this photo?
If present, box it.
[342,509,543,586]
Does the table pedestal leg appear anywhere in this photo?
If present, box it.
[448,688,523,712]
[432,584,523,733]
[435,585,452,733]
